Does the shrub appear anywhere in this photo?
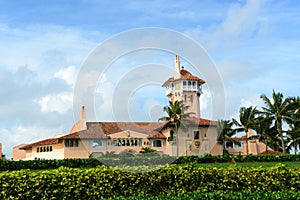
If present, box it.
[0,164,299,199]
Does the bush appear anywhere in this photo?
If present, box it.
[0,164,299,199]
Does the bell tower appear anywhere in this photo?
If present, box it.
[162,55,205,118]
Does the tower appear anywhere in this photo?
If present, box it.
[162,55,205,118]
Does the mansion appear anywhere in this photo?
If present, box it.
[12,55,271,160]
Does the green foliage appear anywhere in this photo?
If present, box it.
[0,164,300,199]
[139,147,156,153]
[0,158,101,171]
[174,154,300,164]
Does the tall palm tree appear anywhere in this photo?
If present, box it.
[254,116,276,154]
[286,97,300,154]
[260,90,293,154]
[286,123,300,154]
[159,100,193,156]
[217,120,237,155]
[232,106,259,155]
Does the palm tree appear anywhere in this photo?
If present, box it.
[159,100,193,156]
[286,97,300,154]
[217,120,237,155]
[232,106,259,155]
[286,123,300,154]
[260,90,293,154]
[254,116,276,154]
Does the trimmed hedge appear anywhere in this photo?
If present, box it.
[173,154,300,164]
[1,154,300,171]
[0,164,299,199]
[0,158,101,171]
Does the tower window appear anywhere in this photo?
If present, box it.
[194,131,200,139]
[184,95,187,102]
[190,95,193,103]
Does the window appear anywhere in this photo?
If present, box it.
[234,141,243,148]
[168,130,175,142]
[190,95,193,103]
[194,131,200,139]
[36,146,53,153]
[184,95,187,102]
[91,140,103,148]
[192,81,196,89]
[226,141,233,148]
[152,140,162,147]
[65,139,79,147]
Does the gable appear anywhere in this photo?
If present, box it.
[108,130,149,139]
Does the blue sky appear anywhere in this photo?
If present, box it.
[0,0,299,157]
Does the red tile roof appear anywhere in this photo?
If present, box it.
[231,136,247,141]
[21,119,216,149]
[259,150,282,155]
[20,138,60,149]
[162,69,205,86]
[183,117,216,126]
[62,122,166,139]
[148,132,167,139]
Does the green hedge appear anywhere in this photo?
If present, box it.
[0,158,101,171]
[0,164,299,199]
[1,154,300,171]
[174,154,300,164]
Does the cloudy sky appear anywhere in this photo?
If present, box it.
[0,0,299,158]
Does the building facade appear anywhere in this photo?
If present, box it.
[225,130,281,155]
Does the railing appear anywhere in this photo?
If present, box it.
[182,85,198,91]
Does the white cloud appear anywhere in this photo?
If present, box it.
[38,92,73,114]
[185,0,268,53]
[54,65,78,87]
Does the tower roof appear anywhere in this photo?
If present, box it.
[162,68,205,86]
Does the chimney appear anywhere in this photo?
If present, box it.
[174,54,181,79]
[80,106,87,130]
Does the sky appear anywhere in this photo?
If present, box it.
[0,0,299,158]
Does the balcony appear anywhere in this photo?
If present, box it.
[182,85,198,92]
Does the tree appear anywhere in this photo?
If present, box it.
[286,123,300,154]
[159,100,193,156]
[254,116,276,154]
[260,90,293,154]
[232,106,259,155]
[286,96,300,154]
[217,120,237,155]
